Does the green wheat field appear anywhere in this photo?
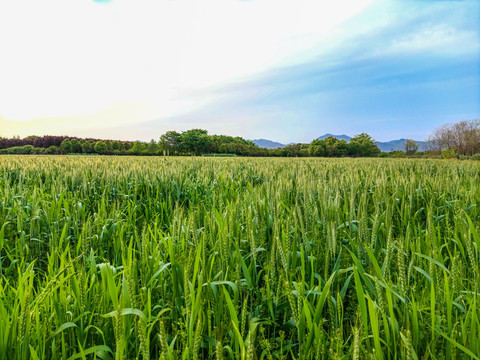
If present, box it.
[0,156,479,360]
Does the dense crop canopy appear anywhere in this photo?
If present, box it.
[0,156,479,359]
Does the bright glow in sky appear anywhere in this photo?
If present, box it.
[0,0,479,142]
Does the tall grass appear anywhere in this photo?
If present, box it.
[0,155,479,359]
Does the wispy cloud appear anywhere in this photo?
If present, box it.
[142,0,479,142]
[0,0,478,142]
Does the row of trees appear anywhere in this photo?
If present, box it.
[1,119,478,157]
[0,137,137,155]
[159,129,260,156]
[427,119,480,156]
[310,133,380,157]
[0,131,261,156]
[0,135,83,149]
[0,130,382,157]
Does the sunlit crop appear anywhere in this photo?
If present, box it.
[0,156,479,359]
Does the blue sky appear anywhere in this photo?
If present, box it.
[0,0,478,143]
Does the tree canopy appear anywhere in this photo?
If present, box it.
[3,120,479,158]
[428,119,480,155]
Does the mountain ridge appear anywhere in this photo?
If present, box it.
[251,134,428,152]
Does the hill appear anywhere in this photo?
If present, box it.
[375,138,428,152]
[252,134,428,152]
[316,134,352,142]
[251,139,286,149]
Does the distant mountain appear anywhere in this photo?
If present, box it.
[251,139,286,149]
[317,134,352,142]
[316,134,428,152]
[252,134,428,152]
[375,139,428,152]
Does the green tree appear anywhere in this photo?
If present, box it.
[24,135,39,140]
[181,129,210,155]
[324,136,348,157]
[146,139,159,155]
[282,143,309,157]
[94,141,108,154]
[441,148,456,159]
[60,139,72,154]
[111,141,124,152]
[82,140,95,154]
[309,139,326,156]
[130,141,145,155]
[404,139,419,156]
[70,139,82,153]
[160,131,182,154]
[348,133,380,157]
[46,146,60,154]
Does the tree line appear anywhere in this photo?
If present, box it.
[427,119,480,156]
[0,130,381,157]
[1,119,479,158]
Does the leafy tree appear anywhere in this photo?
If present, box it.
[24,135,39,140]
[146,139,159,155]
[94,141,108,154]
[441,148,456,159]
[3,145,35,154]
[111,141,124,152]
[160,131,182,154]
[324,136,348,157]
[82,140,95,154]
[282,143,309,157]
[181,129,210,155]
[46,146,60,154]
[309,139,326,157]
[349,133,380,157]
[404,139,419,155]
[130,141,146,155]
[60,139,72,154]
[70,139,82,153]
[391,150,406,158]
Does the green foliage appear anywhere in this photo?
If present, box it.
[160,131,182,154]
[324,136,348,156]
[1,156,479,359]
[158,129,262,156]
[404,138,419,155]
[81,140,95,154]
[146,139,159,155]
[0,145,36,154]
[111,140,125,152]
[69,139,82,153]
[60,139,72,154]
[46,145,60,154]
[391,150,406,158]
[94,141,108,154]
[442,148,457,159]
[349,133,381,157]
[0,130,390,158]
[181,129,211,155]
[309,139,326,156]
[130,141,146,155]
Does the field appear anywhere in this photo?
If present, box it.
[0,156,479,360]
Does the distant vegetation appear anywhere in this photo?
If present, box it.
[1,119,479,159]
[427,120,480,156]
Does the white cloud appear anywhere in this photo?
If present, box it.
[0,0,373,128]
[374,24,480,58]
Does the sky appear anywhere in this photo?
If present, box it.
[0,0,478,143]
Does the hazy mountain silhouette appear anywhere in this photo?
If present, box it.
[251,134,428,152]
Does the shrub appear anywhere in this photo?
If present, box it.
[441,148,457,159]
